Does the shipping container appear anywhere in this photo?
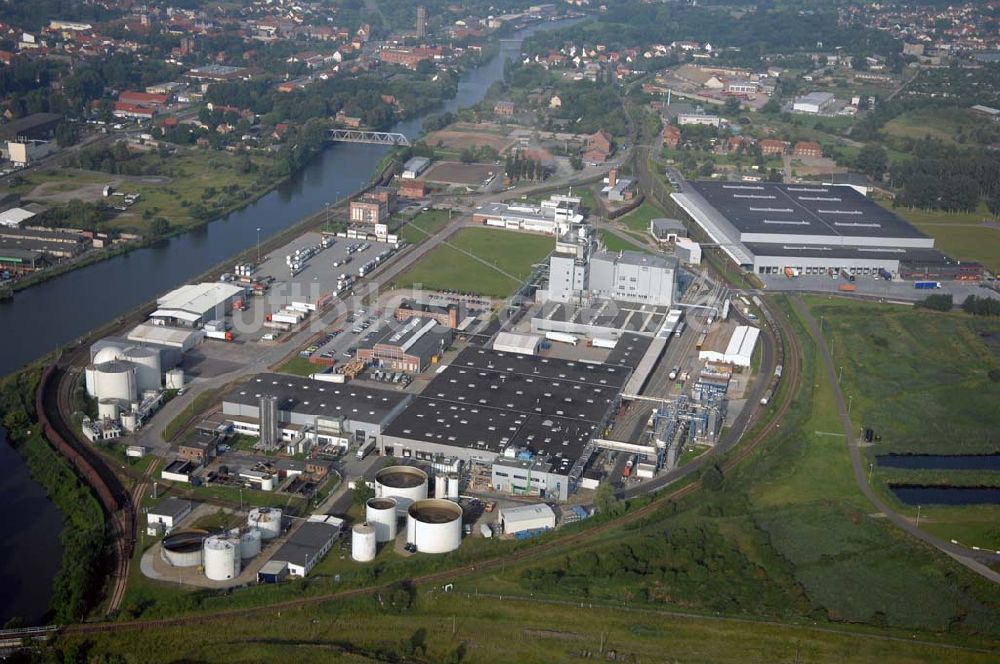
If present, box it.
[878,268,892,281]
[784,267,796,279]
[839,269,855,282]
[914,281,941,289]
[589,337,617,349]
[205,330,234,341]
[838,283,857,292]
[545,331,578,346]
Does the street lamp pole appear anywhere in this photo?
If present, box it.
[916,505,922,528]
[847,395,853,415]
[256,227,261,264]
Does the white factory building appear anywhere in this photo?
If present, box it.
[792,91,836,114]
[146,498,192,535]
[473,194,584,236]
[498,502,556,535]
[699,325,760,368]
[150,282,244,328]
[545,227,676,307]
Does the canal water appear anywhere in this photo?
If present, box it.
[0,427,65,626]
[877,454,1000,471]
[890,485,1000,506]
[0,18,579,625]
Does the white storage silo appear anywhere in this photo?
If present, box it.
[446,474,460,501]
[406,499,463,554]
[97,398,121,421]
[84,366,97,396]
[237,528,262,559]
[165,368,185,391]
[93,346,123,365]
[365,497,398,543]
[375,466,428,516]
[434,474,446,498]
[248,507,282,540]
[260,475,275,491]
[204,535,241,581]
[120,411,138,433]
[122,346,161,392]
[352,523,377,562]
[93,361,137,402]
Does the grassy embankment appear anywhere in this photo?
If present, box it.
[393,228,552,297]
[883,106,986,144]
[807,294,1000,548]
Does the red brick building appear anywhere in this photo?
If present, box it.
[793,141,822,158]
[399,179,427,198]
[394,299,460,328]
[584,129,613,163]
[759,139,788,156]
[663,125,682,148]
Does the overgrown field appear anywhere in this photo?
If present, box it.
[807,295,1000,547]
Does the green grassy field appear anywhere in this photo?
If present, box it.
[806,295,1000,546]
[599,228,649,253]
[615,199,665,233]
[884,107,984,144]
[879,200,1000,272]
[278,355,318,377]
[399,209,452,245]
[393,228,551,297]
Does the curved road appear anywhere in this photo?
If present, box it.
[790,296,1000,579]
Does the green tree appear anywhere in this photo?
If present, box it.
[595,482,624,518]
[855,144,888,181]
[724,96,741,115]
[352,480,374,506]
[701,464,724,491]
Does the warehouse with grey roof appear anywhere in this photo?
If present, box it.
[671,181,959,278]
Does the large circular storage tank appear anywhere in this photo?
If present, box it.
[84,366,97,396]
[165,368,185,391]
[351,523,377,562]
[375,466,428,515]
[248,507,282,540]
[237,527,262,559]
[122,346,161,392]
[446,474,460,500]
[161,529,209,567]
[97,398,121,420]
[93,360,137,402]
[204,535,241,581]
[406,499,463,554]
[93,346,123,365]
[365,497,398,543]
[434,474,446,498]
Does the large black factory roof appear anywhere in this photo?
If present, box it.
[686,181,929,241]
[223,373,409,422]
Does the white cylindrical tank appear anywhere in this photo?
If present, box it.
[120,411,138,432]
[434,474,446,498]
[97,398,121,420]
[237,528,262,559]
[351,523,377,562]
[203,535,241,581]
[375,466,428,515]
[259,475,274,491]
[406,499,463,554]
[365,497,398,543]
[93,360,137,402]
[446,474,460,501]
[93,346,123,365]
[122,346,161,392]
[247,507,282,540]
[84,366,97,396]
[165,368,185,391]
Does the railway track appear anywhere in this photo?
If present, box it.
[50,294,801,638]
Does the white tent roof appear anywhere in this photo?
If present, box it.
[493,332,541,354]
[0,207,36,227]
[150,308,202,323]
[156,282,243,317]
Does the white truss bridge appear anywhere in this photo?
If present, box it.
[327,129,411,146]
